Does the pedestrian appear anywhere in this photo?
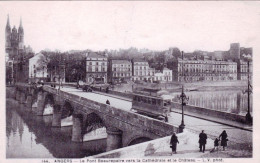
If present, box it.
[214,138,219,151]
[199,130,207,153]
[106,99,110,105]
[170,132,179,155]
[165,115,168,122]
[219,130,228,151]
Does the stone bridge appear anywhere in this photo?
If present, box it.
[14,83,179,152]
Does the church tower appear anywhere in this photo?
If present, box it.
[5,14,11,53]
[5,15,25,60]
[18,18,24,50]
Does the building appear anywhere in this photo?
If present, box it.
[172,58,237,82]
[237,47,253,81]
[108,60,132,84]
[5,15,24,60]
[132,59,155,82]
[153,68,172,83]
[230,43,240,61]
[5,53,14,85]
[237,59,252,81]
[5,15,34,83]
[86,52,108,84]
[29,53,48,83]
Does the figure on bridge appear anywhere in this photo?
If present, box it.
[106,99,110,105]
[170,132,179,154]
[199,130,207,153]
[219,130,228,151]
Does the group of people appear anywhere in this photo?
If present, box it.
[170,130,228,155]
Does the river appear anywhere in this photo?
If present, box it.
[170,90,252,116]
[6,99,106,158]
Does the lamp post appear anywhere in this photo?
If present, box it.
[177,51,189,132]
[243,54,252,124]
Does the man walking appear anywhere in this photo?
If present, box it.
[199,130,207,153]
[170,133,179,154]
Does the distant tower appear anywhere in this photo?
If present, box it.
[5,15,25,60]
[18,17,24,50]
[230,43,240,61]
[5,14,11,53]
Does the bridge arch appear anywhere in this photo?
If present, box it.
[61,101,74,119]
[42,93,55,115]
[82,112,106,139]
[127,136,152,146]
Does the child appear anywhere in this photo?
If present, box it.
[210,138,219,153]
[214,138,219,151]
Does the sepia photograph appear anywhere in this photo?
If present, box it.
[1,1,260,162]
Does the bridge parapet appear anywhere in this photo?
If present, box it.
[42,86,178,137]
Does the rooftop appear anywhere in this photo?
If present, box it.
[112,60,131,64]
[87,52,107,58]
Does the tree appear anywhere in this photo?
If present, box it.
[65,53,86,86]
[169,47,181,59]
[37,51,66,82]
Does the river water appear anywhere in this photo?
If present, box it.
[6,99,106,158]
[170,90,252,115]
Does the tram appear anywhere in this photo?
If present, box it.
[131,87,172,121]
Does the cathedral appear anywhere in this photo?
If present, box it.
[5,15,33,84]
[5,15,24,60]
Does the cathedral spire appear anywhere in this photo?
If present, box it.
[19,17,23,28]
[18,17,24,34]
[6,14,11,29]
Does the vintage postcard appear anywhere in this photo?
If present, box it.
[1,1,260,163]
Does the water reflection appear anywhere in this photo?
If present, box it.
[6,99,106,158]
[171,90,252,116]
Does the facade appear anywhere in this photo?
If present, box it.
[5,53,14,84]
[86,52,108,84]
[238,60,252,81]
[5,15,24,60]
[108,60,132,84]
[29,53,48,83]
[173,58,237,82]
[153,68,172,83]
[132,59,155,82]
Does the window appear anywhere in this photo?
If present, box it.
[96,62,98,65]
[152,98,156,105]
[113,68,116,71]
[89,62,92,65]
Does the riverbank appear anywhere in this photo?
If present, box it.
[91,129,252,158]
[172,80,247,92]
[112,80,248,93]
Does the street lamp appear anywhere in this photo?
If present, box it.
[242,54,252,124]
[177,51,189,132]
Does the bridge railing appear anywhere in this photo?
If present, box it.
[42,85,179,137]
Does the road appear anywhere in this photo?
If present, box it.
[60,86,252,145]
[60,87,132,110]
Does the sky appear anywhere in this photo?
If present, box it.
[0,1,260,54]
